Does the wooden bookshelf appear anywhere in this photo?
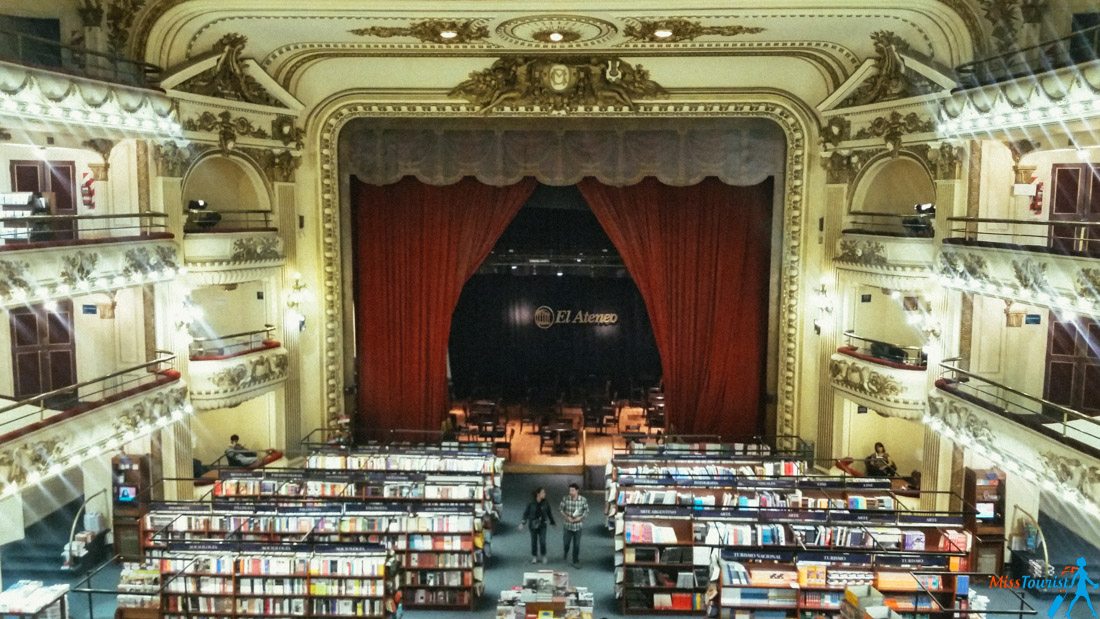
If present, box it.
[156,542,397,619]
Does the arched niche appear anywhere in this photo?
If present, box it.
[182,154,271,214]
[850,155,935,215]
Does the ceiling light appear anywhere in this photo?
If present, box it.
[654,29,674,39]
[556,271,564,277]
[510,265,518,270]
[549,32,564,42]
[439,30,458,40]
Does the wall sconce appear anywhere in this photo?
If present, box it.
[813,281,834,335]
[174,295,201,344]
[286,272,307,331]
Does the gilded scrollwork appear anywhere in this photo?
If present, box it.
[449,56,667,113]
[840,31,940,107]
[60,252,100,288]
[349,19,489,44]
[182,111,270,153]
[204,350,289,393]
[154,142,199,178]
[178,34,283,107]
[230,237,282,262]
[829,358,904,398]
[836,239,889,266]
[623,18,765,43]
[271,117,304,150]
[853,112,936,156]
[821,117,851,148]
[0,260,32,298]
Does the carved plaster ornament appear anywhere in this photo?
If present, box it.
[271,117,304,149]
[931,142,965,180]
[623,18,765,43]
[1076,269,1100,305]
[841,31,939,107]
[105,0,143,56]
[979,0,1024,53]
[1011,258,1048,292]
[0,127,11,141]
[60,251,100,288]
[154,142,198,178]
[821,117,851,148]
[77,0,103,27]
[230,237,282,262]
[122,246,178,279]
[837,239,889,266]
[854,112,936,157]
[449,56,667,113]
[82,139,115,181]
[178,34,283,107]
[182,111,269,154]
[349,19,489,44]
[0,259,32,298]
[829,358,904,398]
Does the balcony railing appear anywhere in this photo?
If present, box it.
[936,358,1100,456]
[0,352,178,440]
[185,210,276,234]
[945,216,1100,256]
[0,213,171,249]
[956,25,1100,90]
[844,212,935,238]
[190,325,277,360]
[0,28,160,89]
[841,331,927,369]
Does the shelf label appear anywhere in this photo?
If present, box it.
[721,549,795,562]
[898,514,964,526]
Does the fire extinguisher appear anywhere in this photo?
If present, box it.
[1029,176,1044,214]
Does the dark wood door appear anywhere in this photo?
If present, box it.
[10,301,76,402]
[1045,316,1100,419]
[9,160,77,240]
[1049,164,1100,255]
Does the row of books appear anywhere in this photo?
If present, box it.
[212,479,486,501]
[696,522,789,546]
[622,521,683,544]
[306,453,501,475]
[614,461,805,479]
[620,545,711,565]
[148,512,478,535]
[623,590,707,611]
[402,570,474,587]
[619,566,710,588]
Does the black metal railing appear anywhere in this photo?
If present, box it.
[0,212,170,246]
[844,211,935,238]
[0,352,178,438]
[190,325,276,359]
[956,24,1100,89]
[938,358,1100,452]
[945,216,1100,256]
[0,28,160,88]
[184,209,275,233]
[842,331,927,368]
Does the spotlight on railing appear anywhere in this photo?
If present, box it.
[913,202,935,215]
[187,199,207,210]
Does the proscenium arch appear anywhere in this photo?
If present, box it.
[306,89,818,439]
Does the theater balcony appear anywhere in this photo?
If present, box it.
[829,332,928,419]
[0,29,179,140]
[835,211,936,285]
[182,209,283,280]
[940,26,1100,142]
[0,218,179,309]
[0,353,188,494]
[937,216,1100,319]
[930,360,1100,515]
[187,326,288,410]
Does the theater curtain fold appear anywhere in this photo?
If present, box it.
[351,176,537,437]
[578,177,773,438]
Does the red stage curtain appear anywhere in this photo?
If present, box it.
[578,177,773,438]
[351,176,536,437]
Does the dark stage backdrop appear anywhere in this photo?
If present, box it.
[449,275,661,400]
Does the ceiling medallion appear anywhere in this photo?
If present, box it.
[496,15,617,48]
[623,18,765,43]
[449,56,667,114]
[348,19,489,44]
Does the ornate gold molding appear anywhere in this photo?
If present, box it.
[1011,258,1048,292]
[182,111,270,153]
[60,252,99,288]
[821,117,851,148]
[78,0,104,27]
[938,250,990,281]
[154,142,202,178]
[271,117,304,149]
[314,95,811,436]
[823,149,881,185]
[349,19,489,45]
[449,56,668,113]
[836,238,889,266]
[82,139,115,181]
[178,34,284,107]
[829,358,904,398]
[122,246,179,279]
[0,260,32,298]
[623,18,765,43]
[840,31,941,108]
[853,111,936,156]
[106,0,144,56]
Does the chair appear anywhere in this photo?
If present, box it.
[494,428,515,460]
[538,426,555,454]
[582,400,606,434]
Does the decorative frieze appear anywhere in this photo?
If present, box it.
[839,31,941,108]
[349,19,490,45]
[122,246,179,279]
[622,18,764,43]
[154,142,202,178]
[1011,258,1048,292]
[829,353,927,418]
[821,117,851,148]
[449,56,667,113]
[182,111,270,153]
[183,230,284,267]
[60,252,100,288]
[0,260,32,298]
[837,238,888,266]
[853,111,936,156]
[230,236,281,261]
[177,34,284,107]
[189,346,290,410]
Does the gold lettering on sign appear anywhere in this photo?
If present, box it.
[534,305,619,329]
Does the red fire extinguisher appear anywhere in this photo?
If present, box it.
[1029,179,1044,215]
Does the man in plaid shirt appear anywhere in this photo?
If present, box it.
[559,482,589,567]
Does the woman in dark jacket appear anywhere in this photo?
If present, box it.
[519,487,555,563]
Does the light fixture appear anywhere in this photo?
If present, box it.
[914,202,935,215]
[286,272,307,331]
[439,30,458,40]
[654,29,674,39]
[510,265,518,271]
[548,32,564,42]
[556,271,563,277]
[187,199,207,211]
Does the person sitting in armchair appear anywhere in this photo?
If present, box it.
[865,442,898,477]
[226,434,275,467]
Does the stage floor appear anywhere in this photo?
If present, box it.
[451,404,658,471]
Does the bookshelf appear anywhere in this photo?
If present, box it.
[142,503,486,610]
[963,468,1005,575]
[156,542,397,619]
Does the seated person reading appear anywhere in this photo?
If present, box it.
[865,441,898,477]
[226,434,260,467]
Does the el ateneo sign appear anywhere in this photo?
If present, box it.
[534,305,618,329]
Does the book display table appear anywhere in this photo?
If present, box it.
[495,571,594,619]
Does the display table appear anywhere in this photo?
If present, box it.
[496,570,593,619]
[0,582,68,619]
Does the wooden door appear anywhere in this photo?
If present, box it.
[1044,316,1100,419]
[10,301,76,402]
[9,160,77,240]
[1049,164,1100,255]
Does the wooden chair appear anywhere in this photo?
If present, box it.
[494,428,515,460]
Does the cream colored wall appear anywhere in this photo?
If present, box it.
[855,158,936,214]
[182,157,270,213]
[191,392,277,464]
[969,295,1049,395]
[190,281,270,338]
[843,401,924,478]
[849,285,924,347]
